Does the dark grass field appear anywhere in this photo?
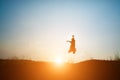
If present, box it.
[0,59,120,80]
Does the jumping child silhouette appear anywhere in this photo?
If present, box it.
[67,35,76,54]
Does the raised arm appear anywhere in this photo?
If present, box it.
[66,40,71,43]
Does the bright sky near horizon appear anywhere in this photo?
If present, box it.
[0,0,120,62]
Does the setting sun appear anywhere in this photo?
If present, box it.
[55,57,64,64]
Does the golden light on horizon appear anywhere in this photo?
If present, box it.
[54,57,64,65]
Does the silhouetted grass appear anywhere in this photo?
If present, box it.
[114,52,120,61]
[0,59,120,80]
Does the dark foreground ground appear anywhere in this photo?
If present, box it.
[0,59,120,80]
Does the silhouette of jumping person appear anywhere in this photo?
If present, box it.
[67,35,76,54]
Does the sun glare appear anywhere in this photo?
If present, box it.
[55,57,64,64]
